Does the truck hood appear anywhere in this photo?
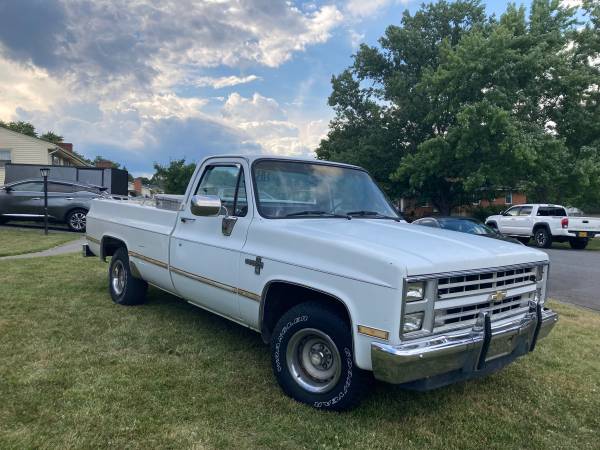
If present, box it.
[249,218,548,287]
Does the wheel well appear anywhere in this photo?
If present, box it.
[64,207,88,222]
[533,223,550,234]
[260,282,351,344]
[101,236,127,260]
[487,221,497,228]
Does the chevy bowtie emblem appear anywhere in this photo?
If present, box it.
[490,290,507,302]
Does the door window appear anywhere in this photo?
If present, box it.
[195,165,248,217]
[518,206,532,216]
[11,182,43,192]
[503,206,520,216]
[48,183,78,193]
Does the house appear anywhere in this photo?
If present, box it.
[0,127,90,185]
[400,190,527,220]
[128,178,163,198]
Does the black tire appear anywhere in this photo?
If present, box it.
[487,222,497,230]
[66,208,88,232]
[517,237,530,245]
[108,247,148,305]
[569,238,588,250]
[271,302,369,411]
[533,227,552,248]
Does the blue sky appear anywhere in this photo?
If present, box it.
[0,0,540,177]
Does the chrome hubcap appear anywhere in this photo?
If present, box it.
[111,260,126,296]
[286,328,341,394]
[536,232,545,245]
[70,212,86,230]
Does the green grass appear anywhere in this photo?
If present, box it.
[549,237,600,251]
[1,255,599,449]
[0,228,79,257]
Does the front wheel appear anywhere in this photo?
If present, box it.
[109,247,148,305]
[271,302,369,411]
[66,209,88,232]
[569,238,588,250]
[534,228,552,248]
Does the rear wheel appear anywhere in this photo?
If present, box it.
[271,302,369,411]
[109,247,148,305]
[534,228,552,248]
[569,238,588,250]
[66,209,88,232]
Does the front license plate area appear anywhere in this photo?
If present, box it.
[486,334,517,361]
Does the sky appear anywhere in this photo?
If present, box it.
[0,0,538,177]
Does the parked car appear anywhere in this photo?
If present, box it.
[486,204,600,249]
[85,155,557,411]
[0,179,106,231]
[412,216,522,244]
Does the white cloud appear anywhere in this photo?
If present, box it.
[196,75,261,89]
[0,0,341,166]
[221,92,329,157]
[346,0,409,18]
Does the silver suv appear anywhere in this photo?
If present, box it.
[0,179,105,231]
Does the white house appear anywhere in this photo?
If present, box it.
[0,127,90,185]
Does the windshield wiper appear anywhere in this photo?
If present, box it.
[346,210,401,222]
[285,210,350,219]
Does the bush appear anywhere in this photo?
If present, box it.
[470,205,505,222]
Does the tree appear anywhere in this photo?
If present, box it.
[152,159,196,194]
[0,120,38,137]
[40,131,64,144]
[317,0,600,213]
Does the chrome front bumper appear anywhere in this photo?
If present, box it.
[371,305,558,388]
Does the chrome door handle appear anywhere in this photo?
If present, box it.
[31,197,41,200]
[180,217,196,223]
[66,197,74,200]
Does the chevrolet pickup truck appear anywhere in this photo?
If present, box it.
[486,204,600,249]
[84,155,558,411]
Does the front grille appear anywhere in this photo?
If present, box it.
[437,267,536,300]
[434,294,530,333]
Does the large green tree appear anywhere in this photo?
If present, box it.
[0,120,38,137]
[152,159,196,194]
[317,0,600,214]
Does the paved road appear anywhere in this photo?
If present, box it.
[541,247,600,311]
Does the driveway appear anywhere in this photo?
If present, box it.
[541,247,600,311]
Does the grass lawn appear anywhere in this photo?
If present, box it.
[1,255,598,449]
[549,237,600,251]
[0,228,79,257]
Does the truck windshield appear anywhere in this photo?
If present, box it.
[253,160,400,219]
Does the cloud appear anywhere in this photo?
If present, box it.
[196,75,261,89]
[346,0,409,19]
[221,92,328,157]
[0,0,342,170]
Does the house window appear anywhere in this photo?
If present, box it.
[505,191,513,205]
[0,149,11,167]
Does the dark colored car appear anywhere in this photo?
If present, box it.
[0,179,105,231]
[412,216,522,244]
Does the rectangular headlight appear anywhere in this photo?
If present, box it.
[535,265,544,282]
[403,312,424,333]
[405,281,425,302]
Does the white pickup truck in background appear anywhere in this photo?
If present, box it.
[486,204,600,249]
[84,155,557,410]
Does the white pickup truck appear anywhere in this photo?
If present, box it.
[84,155,558,410]
[486,204,600,249]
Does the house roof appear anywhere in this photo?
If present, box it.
[0,126,91,167]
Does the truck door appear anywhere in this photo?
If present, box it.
[513,205,533,235]
[169,159,251,320]
[498,206,521,234]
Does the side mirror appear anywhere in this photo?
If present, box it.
[190,194,221,217]
[2,186,11,193]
